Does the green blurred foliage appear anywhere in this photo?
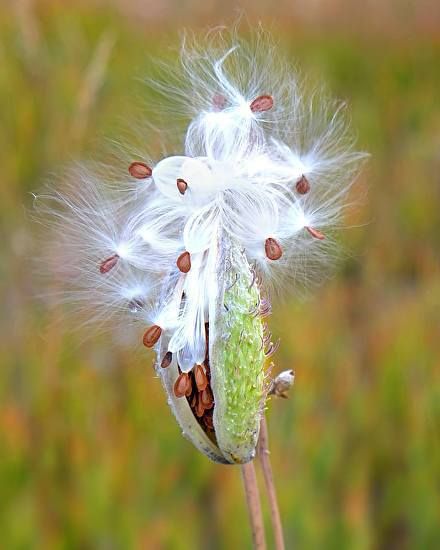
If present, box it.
[1,2,439,548]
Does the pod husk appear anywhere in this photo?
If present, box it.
[155,234,266,464]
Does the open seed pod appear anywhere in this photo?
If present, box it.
[155,235,267,464]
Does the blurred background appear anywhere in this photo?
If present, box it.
[1,0,440,548]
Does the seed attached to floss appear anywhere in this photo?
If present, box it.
[99,253,119,274]
[295,175,310,195]
[176,178,188,195]
[176,251,191,273]
[194,364,208,392]
[174,372,191,398]
[143,324,162,348]
[306,226,325,240]
[250,94,274,113]
[128,161,152,179]
[265,237,283,261]
[160,351,172,369]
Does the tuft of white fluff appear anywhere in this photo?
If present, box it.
[35,27,367,364]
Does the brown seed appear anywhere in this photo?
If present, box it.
[200,386,214,409]
[195,396,205,418]
[185,376,193,397]
[128,161,152,179]
[194,364,208,392]
[160,351,172,369]
[305,226,325,240]
[295,175,310,195]
[176,178,188,195]
[176,251,191,273]
[142,324,162,348]
[265,237,283,261]
[203,412,214,431]
[99,253,119,274]
[174,372,191,398]
[190,392,198,409]
[213,93,227,110]
[250,94,273,113]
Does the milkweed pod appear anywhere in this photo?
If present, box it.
[155,233,267,464]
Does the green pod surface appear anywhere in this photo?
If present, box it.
[209,236,266,463]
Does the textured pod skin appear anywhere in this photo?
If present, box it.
[155,234,266,464]
[209,237,266,463]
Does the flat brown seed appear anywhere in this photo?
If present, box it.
[128,161,152,179]
[142,324,162,348]
[306,226,325,240]
[174,372,190,398]
[250,94,273,113]
[99,253,119,274]
[295,175,310,195]
[194,364,208,392]
[185,376,193,397]
[190,392,198,409]
[265,237,283,261]
[176,178,188,195]
[160,351,172,369]
[200,386,214,409]
[176,251,191,273]
[203,412,214,431]
[195,397,205,418]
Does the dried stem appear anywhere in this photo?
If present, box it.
[241,461,267,550]
[258,415,285,550]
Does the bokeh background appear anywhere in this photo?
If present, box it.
[1,0,440,548]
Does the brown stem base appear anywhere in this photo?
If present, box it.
[258,416,286,550]
[241,461,267,550]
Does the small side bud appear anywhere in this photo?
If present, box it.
[305,227,325,240]
[99,253,119,274]
[268,369,295,399]
[176,178,188,195]
[177,251,191,273]
[295,175,310,195]
[128,161,152,179]
[174,372,191,398]
[143,324,162,348]
[250,95,273,113]
[160,351,172,369]
[265,238,283,261]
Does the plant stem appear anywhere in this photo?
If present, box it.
[241,461,267,549]
[258,415,285,550]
